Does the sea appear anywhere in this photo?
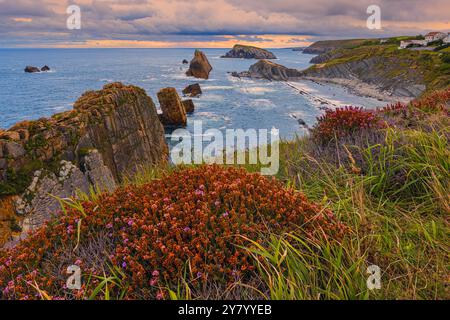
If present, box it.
[0,48,387,141]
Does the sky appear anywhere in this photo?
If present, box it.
[0,0,449,48]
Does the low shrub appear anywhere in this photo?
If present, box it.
[0,165,348,300]
[311,106,385,143]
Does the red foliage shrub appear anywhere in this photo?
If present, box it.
[0,165,348,300]
[312,106,385,142]
[382,88,450,115]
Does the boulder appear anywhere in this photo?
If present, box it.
[234,60,302,81]
[182,83,202,97]
[41,65,50,72]
[157,88,187,126]
[186,50,212,80]
[182,99,195,114]
[24,66,40,73]
[221,44,277,59]
[4,142,26,159]
[182,59,189,64]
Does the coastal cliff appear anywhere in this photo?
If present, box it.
[222,44,277,59]
[233,60,302,81]
[0,83,168,245]
[302,45,450,99]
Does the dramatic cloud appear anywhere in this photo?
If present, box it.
[0,0,448,47]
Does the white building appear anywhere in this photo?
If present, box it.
[425,32,447,42]
[444,34,450,44]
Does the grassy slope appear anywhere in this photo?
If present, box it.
[305,41,450,94]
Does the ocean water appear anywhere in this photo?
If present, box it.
[0,48,386,141]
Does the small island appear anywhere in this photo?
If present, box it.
[221,44,277,59]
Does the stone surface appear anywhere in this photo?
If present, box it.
[234,60,302,81]
[83,150,117,193]
[157,87,187,126]
[182,99,195,114]
[182,83,202,97]
[186,50,212,80]
[222,44,277,59]
[24,66,40,73]
[4,142,26,159]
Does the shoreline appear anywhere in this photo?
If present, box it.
[300,77,413,104]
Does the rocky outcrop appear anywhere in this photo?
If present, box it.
[0,82,168,245]
[234,60,302,81]
[182,83,202,97]
[221,44,277,59]
[24,66,40,73]
[182,99,195,114]
[157,87,187,126]
[24,66,51,73]
[186,50,212,80]
[182,59,189,64]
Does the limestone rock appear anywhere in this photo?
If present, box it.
[182,100,195,114]
[222,44,277,59]
[182,83,202,97]
[234,60,302,81]
[157,87,187,126]
[186,50,212,80]
[83,150,117,193]
[24,66,40,73]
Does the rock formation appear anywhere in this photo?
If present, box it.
[157,87,187,126]
[186,50,212,80]
[41,65,50,72]
[182,99,195,114]
[234,60,302,81]
[182,59,189,64]
[222,44,277,59]
[182,83,202,97]
[0,82,168,246]
[24,66,41,73]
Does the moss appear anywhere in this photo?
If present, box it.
[0,160,44,196]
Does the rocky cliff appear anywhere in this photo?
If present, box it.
[0,82,168,246]
[301,45,450,98]
[221,44,277,59]
[233,60,302,81]
[186,50,213,80]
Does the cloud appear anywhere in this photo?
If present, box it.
[0,0,448,47]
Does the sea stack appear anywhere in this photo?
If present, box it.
[182,83,202,97]
[186,50,212,80]
[221,44,277,59]
[157,87,187,126]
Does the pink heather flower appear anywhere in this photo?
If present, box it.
[75,259,82,265]
[106,222,113,229]
[195,189,204,196]
[122,262,127,268]
[183,227,191,233]
[127,220,134,226]
[150,279,157,286]
[152,270,160,277]
[222,211,229,218]
[156,292,164,300]
[199,184,205,190]
[214,201,220,207]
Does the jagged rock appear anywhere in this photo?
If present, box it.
[24,66,40,73]
[222,44,277,59]
[182,83,202,97]
[234,60,302,81]
[0,131,20,141]
[41,65,50,72]
[0,83,169,246]
[157,88,187,126]
[186,50,212,80]
[182,100,195,114]
[182,59,189,64]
